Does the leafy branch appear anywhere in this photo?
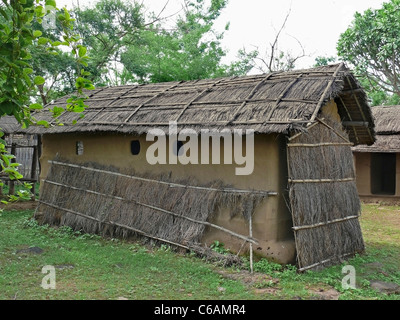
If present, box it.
[0,0,94,206]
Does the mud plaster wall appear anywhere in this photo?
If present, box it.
[354,152,371,196]
[321,99,341,122]
[40,132,295,263]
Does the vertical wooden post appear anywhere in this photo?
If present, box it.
[249,214,253,273]
[9,143,16,196]
[30,145,38,200]
[37,135,42,177]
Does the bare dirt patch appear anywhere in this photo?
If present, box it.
[215,269,281,296]
[307,286,340,300]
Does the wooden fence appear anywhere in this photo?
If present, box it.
[1,134,40,199]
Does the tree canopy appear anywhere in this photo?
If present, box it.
[0,0,93,201]
[337,0,400,105]
[70,0,252,85]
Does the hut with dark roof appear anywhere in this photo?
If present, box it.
[26,63,375,271]
[352,105,400,203]
[0,116,40,197]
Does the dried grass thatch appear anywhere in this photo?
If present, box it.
[0,116,21,134]
[352,105,400,153]
[371,105,400,134]
[36,159,270,264]
[287,117,365,271]
[19,64,374,146]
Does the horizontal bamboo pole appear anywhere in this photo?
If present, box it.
[287,121,320,142]
[339,88,364,95]
[85,74,342,100]
[38,200,190,250]
[342,121,369,127]
[84,97,319,110]
[288,177,355,183]
[71,120,311,126]
[316,118,352,143]
[287,142,354,147]
[292,215,360,231]
[298,252,357,272]
[42,178,259,245]
[48,160,278,196]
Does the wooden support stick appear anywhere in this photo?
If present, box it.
[287,142,353,147]
[298,252,357,272]
[287,121,320,142]
[31,145,38,180]
[288,177,355,183]
[292,215,360,231]
[249,213,254,273]
[9,143,16,196]
[38,200,190,250]
[342,121,370,127]
[236,240,247,257]
[48,161,277,197]
[70,119,311,127]
[308,63,344,124]
[316,118,352,143]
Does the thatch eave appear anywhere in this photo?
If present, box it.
[352,106,400,153]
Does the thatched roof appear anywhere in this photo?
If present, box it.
[1,63,375,145]
[352,105,400,153]
[0,116,21,134]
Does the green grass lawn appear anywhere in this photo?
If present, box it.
[0,203,399,300]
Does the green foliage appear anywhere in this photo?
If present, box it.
[210,240,230,254]
[0,0,93,118]
[359,77,400,106]
[71,0,144,86]
[1,204,400,300]
[337,0,400,102]
[0,0,94,206]
[119,0,250,83]
[253,258,283,274]
[38,0,254,87]
[314,56,337,67]
[1,210,253,300]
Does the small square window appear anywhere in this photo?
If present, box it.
[76,141,84,155]
[131,140,141,155]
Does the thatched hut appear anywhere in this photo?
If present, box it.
[0,116,40,197]
[26,64,375,271]
[352,105,400,203]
